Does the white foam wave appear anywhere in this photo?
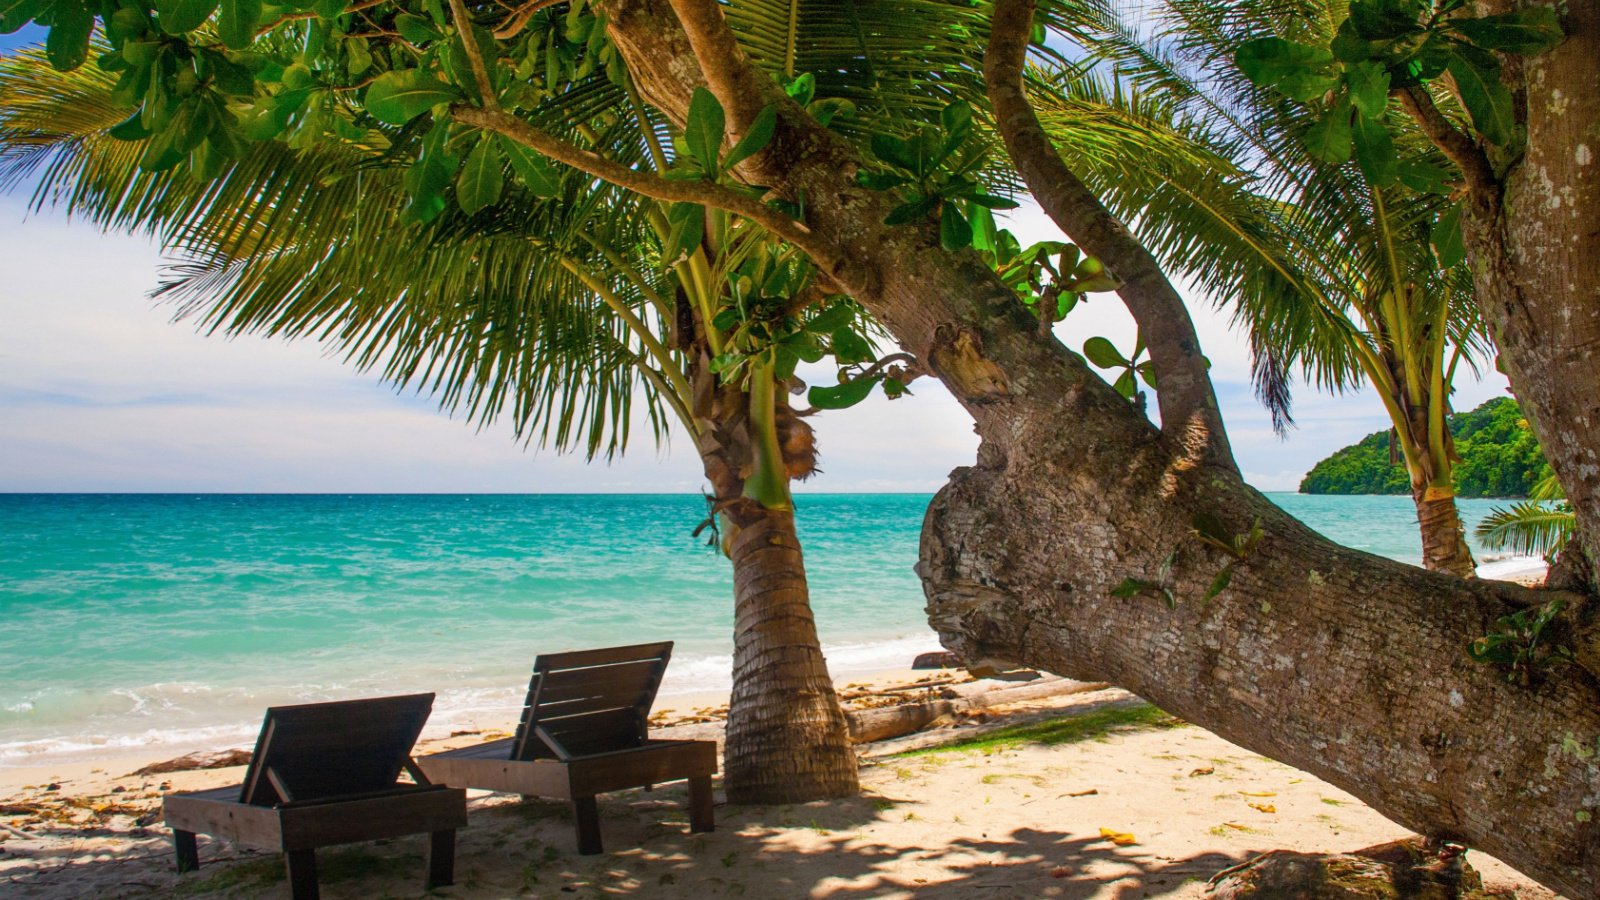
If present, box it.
[1476,555,1547,581]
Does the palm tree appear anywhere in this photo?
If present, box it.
[1034,0,1490,576]
[0,36,876,801]
[1477,474,1574,562]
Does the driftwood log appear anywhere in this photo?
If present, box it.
[844,678,1109,744]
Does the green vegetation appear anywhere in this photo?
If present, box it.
[1301,397,1551,497]
[892,702,1182,758]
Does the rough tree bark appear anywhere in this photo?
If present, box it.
[1399,0,1600,591]
[599,0,1600,893]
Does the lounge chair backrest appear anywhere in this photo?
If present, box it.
[239,693,435,806]
[511,642,672,761]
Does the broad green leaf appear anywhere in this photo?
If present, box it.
[1351,112,1397,186]
[831,328,872,365]
[155,0,221,34]
[783,72,815,106]
[456,136,505,215]
[107,109,152,140]
[1304,100,1354,163]
[395,13,440,43]
[970,192,1019,210]
[808,376,880,410]
[722,104,776,172]
[1431,203,1465,268]
[806,304,853,333]
[44,1,92,69]
[1450,8,1563,55]
[1203,565,1234,602]
[662,202,704,265]
[1235,38,1332,89]
[685,87,725,171]
[1396,158,1453,194]
[0,0,44,35]
[884,195,936,226]
[939,202,972,251]
[365,69,459,125]
[1345,62,1390,117]
[1348,0,1423,41]
[498,136,559,197]
[808,97,854,127]
[1112,369,1138,399]
[1277,70,1340,102]
[1083,336,1127,369]
[1447,53,1514,146]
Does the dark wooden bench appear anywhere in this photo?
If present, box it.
[418,641,716,854]
[163,693,467,900]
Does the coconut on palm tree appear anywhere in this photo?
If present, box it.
[1034,0,1489,576]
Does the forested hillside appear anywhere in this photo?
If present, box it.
[1300,398,1552,497]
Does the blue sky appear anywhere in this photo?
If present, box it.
[0,31,1512,493]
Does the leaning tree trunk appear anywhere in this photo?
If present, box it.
[689,343,858,803]
[721,498,859,802]
[1403,0,1600,592]
[602,0,1600,892]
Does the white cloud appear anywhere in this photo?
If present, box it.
[1,196,1510,494]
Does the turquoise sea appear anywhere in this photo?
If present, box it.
[0,492,1536,766]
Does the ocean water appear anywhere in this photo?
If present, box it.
[0,492,1535,766]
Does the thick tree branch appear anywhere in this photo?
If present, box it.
[452,105,827,261]
[665,0,769,138]
[1396,86,1496,194]
[448,0,501,112]
[492,0,563,40]
[985,0,1233,468]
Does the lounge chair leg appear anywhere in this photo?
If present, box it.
[173,830,200,873]
[688,776,714,833]
[285,849,319,900]
[572,795,603,855]
[427,829,456,888]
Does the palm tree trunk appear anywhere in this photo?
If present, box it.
[1413,488,1475,578]
[721,498,859,803]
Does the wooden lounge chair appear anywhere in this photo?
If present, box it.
[163,693,467,900]
[418,641,716,854]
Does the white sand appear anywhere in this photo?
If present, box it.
[0,673,1558,898]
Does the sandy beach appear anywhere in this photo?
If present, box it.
[0,667,1557,898]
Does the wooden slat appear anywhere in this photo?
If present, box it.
[534,708,644,759]
[240,694,434,806]
[417,754,572,798]
[535,661,662,705]
[566,741,717,796]
[534,642,672,673]
[429,738,516,761]
[165,792,286,850]
[277,787,466,851]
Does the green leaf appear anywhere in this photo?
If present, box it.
[44,1,92,69]
[1396,158,1453,194]
[1112,369,1138,399]
[662,201,704,265]
[365,69,460,125]
[1351,112,1397,186]
[456,136,505,215]
[1203,565,1234,602]
[722,104,775,172]
[1348,0,1423,41]
[831,328,872,365]
[1345,61,1390,117]
[1083,336,1127,369]
[107,109,152,140]
[395,13,441,43]
[1447,53,1514,146]
[782,72,815,106]
[155,0,221,34]
[806,304,853,333]
[807,376,880,410]
[684,87,725,171]
[1450,8,1564,55]
[884,195,936,226]
[1234,38,1333,89]
[1304,99,1353,163]
[871,133,921,173]
[939,202,972,251]
[969,192,1019,210]
[498,136,559,197]
[1431,203,1465,268]
[0,0,45,36]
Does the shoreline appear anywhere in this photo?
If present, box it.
[0,668,1556,899]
